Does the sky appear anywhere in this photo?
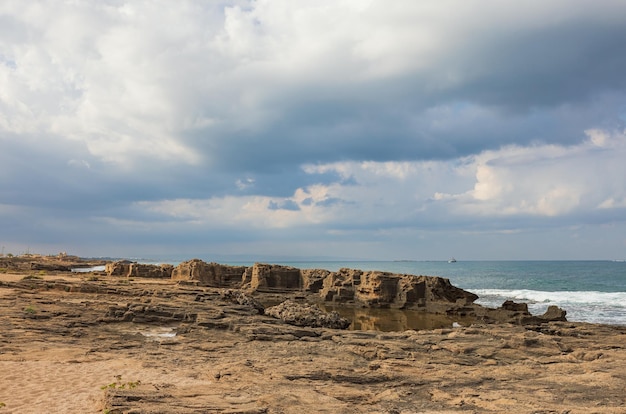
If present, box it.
[1,0,626,261]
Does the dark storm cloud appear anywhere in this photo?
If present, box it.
[183,7,626,170]
[446,21,626,110]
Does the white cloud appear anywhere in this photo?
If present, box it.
[299,129,626,224]
[140,131,611,231]
[448,129,626,217]
[598,198,626,209]
[3,0,624,169]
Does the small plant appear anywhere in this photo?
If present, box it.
[38,270,47,276]
[0,401,6,408]
[100,375,141,391]
[87,275,100,281]
[0,268,7,273]
[23,305,37,314]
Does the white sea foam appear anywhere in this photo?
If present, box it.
[470,289,626,325]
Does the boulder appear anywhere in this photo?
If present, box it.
[265,300,351,329]
[501,300,530,312]
[540,305,567,322]
[171,259,246,287]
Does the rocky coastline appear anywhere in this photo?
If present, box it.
[105,258,567,327]
[0,255,624,413]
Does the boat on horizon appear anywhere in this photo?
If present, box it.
[448,257,457,263]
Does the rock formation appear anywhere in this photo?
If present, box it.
[319,268,479,310]
[220,289,265,314]
[300,268,329,292]
[242,263,302,291]
[99,259,568,326]
[265,300,351,329]
[171,259,246,287]
[1,255,105,273]
[238,264,479,312]
[105,261,173,279]
[486,300,568,324]
[105,303,197,324]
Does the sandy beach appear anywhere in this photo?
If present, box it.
[1,264,625,413]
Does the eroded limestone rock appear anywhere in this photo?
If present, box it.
[105,261,173,279]
[318,268,478,310]
[300,268,329,293]
[221,289,265,314]
[474,300,568,325]
[171,259,246,287]
[1,255,105,273]
[242,263,302,291]
[265,300,351,329]
[104,303,197,324]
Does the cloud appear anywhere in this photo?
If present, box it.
[1,1,626,259]
[3,1,626,170]
[67,159,91,169]
[457,129,626,217]
[127,128,625,234]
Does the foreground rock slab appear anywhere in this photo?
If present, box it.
[0,273,625,413]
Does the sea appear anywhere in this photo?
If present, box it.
[82,259,626,326]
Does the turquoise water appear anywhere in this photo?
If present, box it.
[127,259,626,326]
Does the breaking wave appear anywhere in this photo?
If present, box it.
[470,289,626,325]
